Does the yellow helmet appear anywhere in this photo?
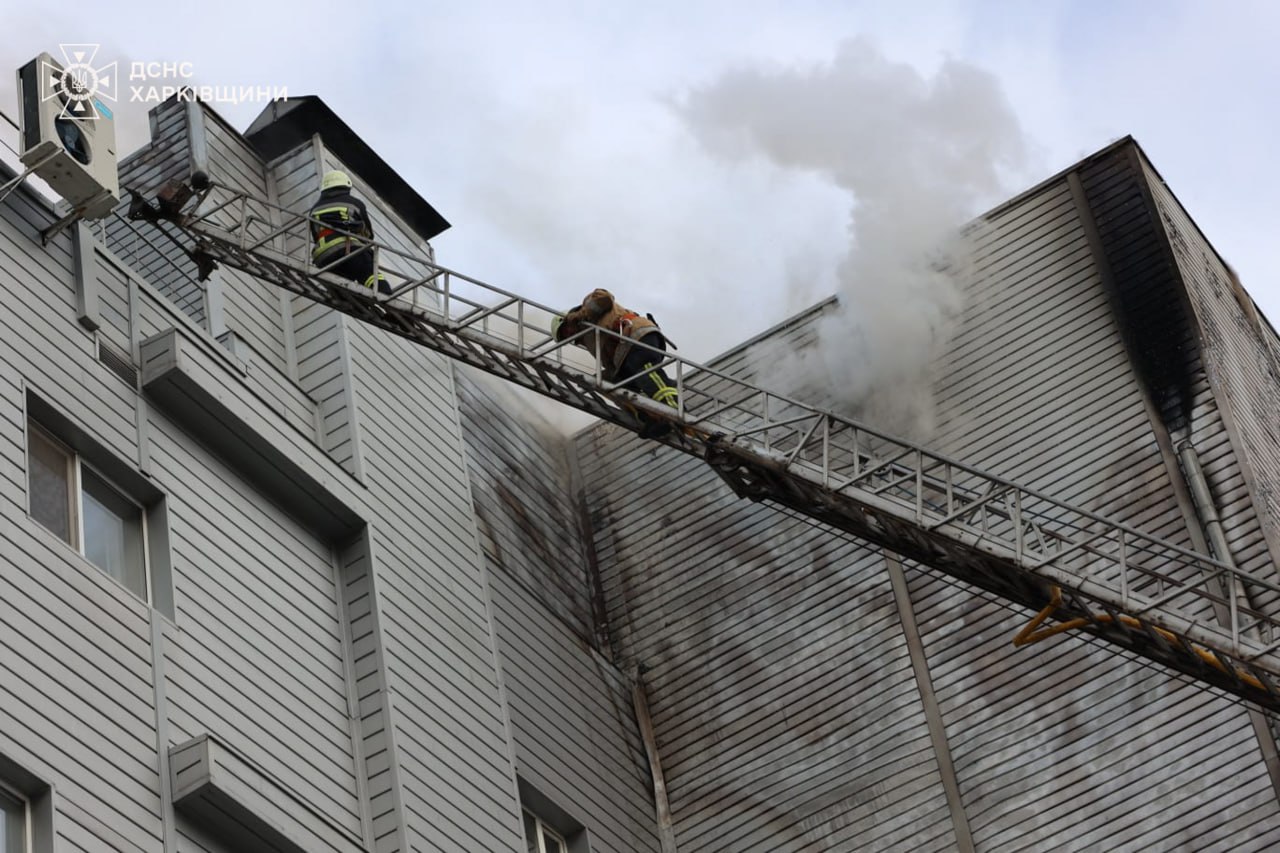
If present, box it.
[550,314,564,339]
[321,170,353,191]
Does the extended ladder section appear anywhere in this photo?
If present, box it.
[128,178,1280,712]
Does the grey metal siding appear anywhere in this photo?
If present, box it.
[1142,158,1280,600]
[0,179,164,851]
[21,86,1278,853]
[346,322,524,851]
[902,165,1278,850]
[339,534,407,853]
[572,151,1280,850]
[3,98,543,853]
[488,569,660,853]
[574,420,958,849]
[293,301,360,469]
[455,365,598,640]
[268,143,316,259]
[126,231,365,841]
[454,363,660,851]
[199,105,288,369]
[1,212,139,468]
[0,164,377,851]
[146,414,362,836]
[95,250,134,354]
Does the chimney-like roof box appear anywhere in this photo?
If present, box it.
[245,96,450,242]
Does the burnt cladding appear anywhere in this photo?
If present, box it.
[1077,144,1198,433]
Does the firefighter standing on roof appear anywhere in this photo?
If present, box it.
[308,170,391,295]
[552,289,679,437]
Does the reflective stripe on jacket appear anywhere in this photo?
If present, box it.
[309,191,373,262]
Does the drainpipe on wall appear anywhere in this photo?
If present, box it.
[1177,440,1267,643]
[632,670,678,853]
[1177,440,1280,786]
[1178,442,1239,596]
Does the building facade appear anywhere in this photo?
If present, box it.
[1,95,658,853]
[577,140,1280,850]
[1,94,1278,852]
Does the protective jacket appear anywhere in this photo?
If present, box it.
[308,188,374,265]
[555,289,661,380]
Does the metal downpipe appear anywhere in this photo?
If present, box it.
[1177,440,1280,797]
[1177,441,1253,630]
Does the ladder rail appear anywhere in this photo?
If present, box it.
[183,183,1280,610]
[130,180,1280,707]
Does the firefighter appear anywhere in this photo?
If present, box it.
[308,170,390,295]
[552,288,679,438]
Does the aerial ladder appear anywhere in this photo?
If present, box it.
[126,175,1280,713]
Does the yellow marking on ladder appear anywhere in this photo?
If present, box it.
[1014,586,1265,692]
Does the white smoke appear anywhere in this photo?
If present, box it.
[677,37,1028,437]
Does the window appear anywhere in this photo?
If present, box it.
[522,810,567,853]
[27,421,148,599]
[0,783,27,853]
[517,779,587,853]
[0,754,50,853]
[24,409,172,616]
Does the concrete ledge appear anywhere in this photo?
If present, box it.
[170,735,366,853]
[140,326,363,539]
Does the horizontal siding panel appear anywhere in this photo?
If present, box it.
[0,534,160,853]
[914,148,1278,849]
[58,796,154,852]
[455,365,596,641]
[143,406,362,839]
[198,110,289,369]
[346,321,522,850]
[574,151,1280,852]
[576,410,953,850]
[489,570,659,853]
[1142,158,1280,620]
[221,266,287,366]
[96,253,133,353]
[269,144,318,262]
[239,343,320,442]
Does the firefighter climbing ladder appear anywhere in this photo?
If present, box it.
[128,177,1280,712]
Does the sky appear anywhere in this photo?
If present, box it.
[2,0,1278,398]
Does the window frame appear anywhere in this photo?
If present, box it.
[0,778,31,853]
[522,808,568,853]
[26,418,154,607]
[77,457,152,599]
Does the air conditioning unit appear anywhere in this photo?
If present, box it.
[15,51,120,219]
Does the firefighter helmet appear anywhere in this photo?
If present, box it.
[321,170,353,191]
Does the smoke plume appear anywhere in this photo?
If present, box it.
[677,37,1028,438]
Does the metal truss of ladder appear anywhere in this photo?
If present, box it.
[127,178,1280,712]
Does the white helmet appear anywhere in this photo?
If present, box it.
[321,170,353,191]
